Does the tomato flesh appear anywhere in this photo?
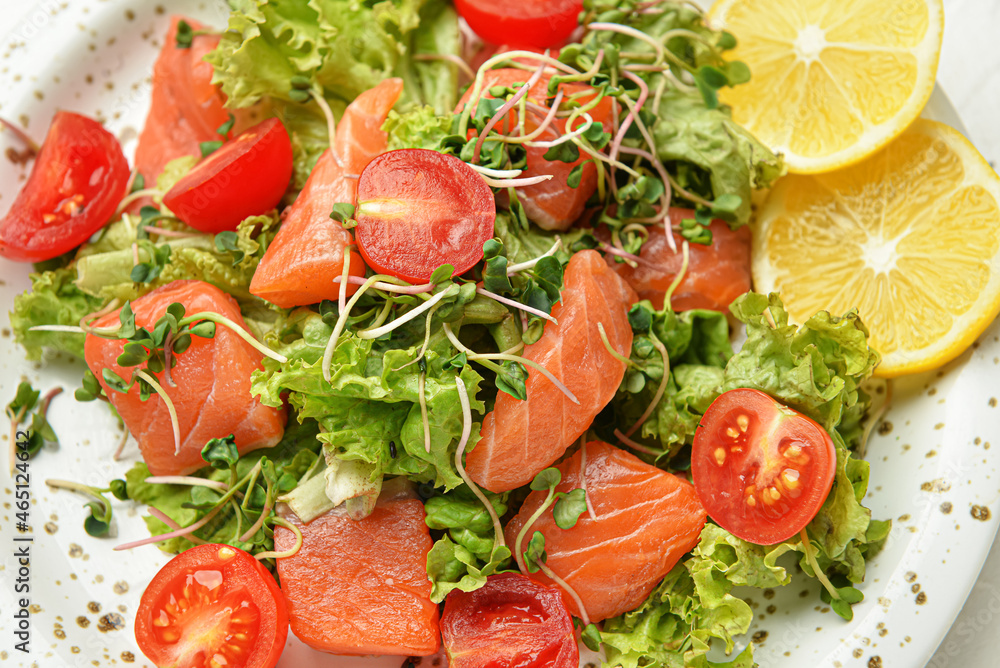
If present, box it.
[0,112,129,262]
[354,149,496,283]
[442,572,578,668]
[691,388,837,545]
[163,117,293,233]
[454,0,583,49]
[135,544,288,668]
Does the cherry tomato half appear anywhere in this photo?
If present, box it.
[354,149,496,283]
[0,112,129,262]
[454,0,583,49]
[442,572,578,668]
[691,388,837,545]
[163,117,293,233]
[135,543,288,668]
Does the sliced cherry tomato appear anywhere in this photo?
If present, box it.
[691,388,837,545]
[0,112,129,262]
[441,572,578,668]
[454,0,583,49]
[163,117,293,234]
[354,149,496,283]
[135,543,288,668]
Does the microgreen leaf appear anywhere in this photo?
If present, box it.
[117,341,152,367]
[188,321,217,339]
[108,479,129,501]
[543,141,580,164]
[444,352,468,370]
[719,30,738,50]
[175,20,194,49]
[567,162,587,189]
[698,65,729,89]
[216,114,235,138]
[102,369,132,394]
[724,61,752,86]
[199,140,223,158]
[7,381,40,417]
[530,256,563,301]
[213,231,245,266]
[495,360,528,401]
[429,264,455,285]
[201,434,239,470]
[166,302,186,322]
[524,530,547,573]
[329,203,356,223]
[75,370,103,402]
[84,512,110,537]
[288,88,312,103]
[581,623,602,651]
[130,173,146,194]
[118,302,137,339]
[530,467,561,492]
[484,256,514,295]
[553,488,588,530]
[627,303,653,333]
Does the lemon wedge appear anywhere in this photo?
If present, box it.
[751,119,1000,377]
[710,0,944,173]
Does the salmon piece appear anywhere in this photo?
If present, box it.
[133,17,231,186]
[605,209,752,312]
[274,481,440,656]
[504,441,707,622]
[466,251,636,493]
[456,69,615,231]
[84,280,286,476]
[250,78,404,308]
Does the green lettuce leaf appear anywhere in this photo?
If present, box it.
[424,485,512,601]
[383,105,454,152]
[10,267,104,360]
[251,310,485,490]
[207,0,458,112]
[723,292,880,441]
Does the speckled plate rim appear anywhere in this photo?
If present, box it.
[0,2,998,668]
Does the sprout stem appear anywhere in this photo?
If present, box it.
[454,377,505,548]
[0,117,39,153]
[663,241,690,310]
[112,429,129,461]
[179,312,288,364]
[477,287,557,323]
[479,174,554,188]
[256,517,302,560]
[334,275,435,295]
[143,476,229,491]
[597,322,638,369]
[413,52,476,80]
[613,429,664,457]
[536,559,592,626]
[114,188,164,217]
[322,275,383,382]
[115,503,224,551]
[579,435,597,522]
[311,87,341,166]
[471,352,579,405]
[465,164,524,179]
[357,286,457,340]
[419,372,431,453]
[624,335,670,438]
[135,370,181,456]
[148,507,208,545]
[800,529,841,600]
[506,238,562,274]
[338,243,352,314]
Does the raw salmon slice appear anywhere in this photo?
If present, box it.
[456,69,615,231]
[250,78,404,308]
[274,481,440,656]
[504,441,707,622]
[466,250,636,493]
[605,209,752,312]
[84,280,286,476]
[133,17,231,187]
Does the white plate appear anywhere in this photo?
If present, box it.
[0,2,998,668]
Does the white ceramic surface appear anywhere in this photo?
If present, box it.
[0,2,998,668]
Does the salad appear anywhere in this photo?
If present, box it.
[3,0,924,666]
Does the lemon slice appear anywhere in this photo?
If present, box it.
[709,0,944,174]
[751,120,1000,377]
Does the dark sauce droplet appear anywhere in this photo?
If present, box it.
[389,441,397,458]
